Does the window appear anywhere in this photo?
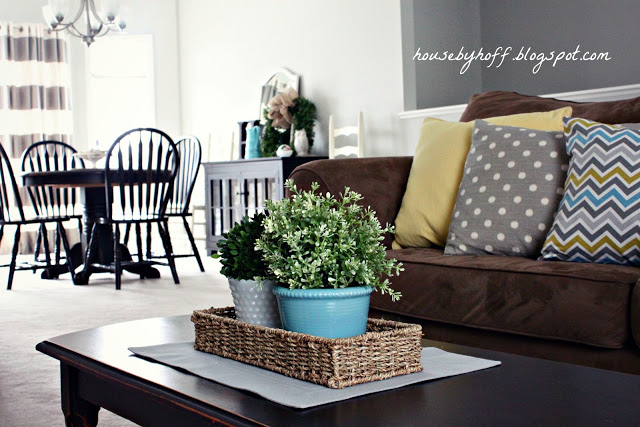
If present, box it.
[86,34,155,148]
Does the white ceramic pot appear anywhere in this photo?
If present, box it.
[228,278,281,328]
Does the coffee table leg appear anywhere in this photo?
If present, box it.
[61,364,99,427]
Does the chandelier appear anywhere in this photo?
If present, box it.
[42,0,126,46]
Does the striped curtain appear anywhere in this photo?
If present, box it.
[0,22,74,254]
[0,22,73,155]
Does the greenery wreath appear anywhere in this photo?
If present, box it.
[261,96,317,157]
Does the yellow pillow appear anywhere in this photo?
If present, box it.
[393,107,572,249]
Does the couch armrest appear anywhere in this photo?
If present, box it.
[632,281,640,349]
[288,157,413,248]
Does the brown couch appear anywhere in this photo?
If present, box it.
[289,92,640,375]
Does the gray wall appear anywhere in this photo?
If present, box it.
[405,0,640,109]
[404,0,482,109]
[401,0,418,111]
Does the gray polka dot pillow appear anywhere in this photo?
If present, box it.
[444,120,569,257]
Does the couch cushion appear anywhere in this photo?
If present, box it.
[372,248,640,348]
[445,120,568,257]
[393,107,571,249]
[460,90,640,124]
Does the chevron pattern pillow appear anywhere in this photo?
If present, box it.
[540,118,640,265]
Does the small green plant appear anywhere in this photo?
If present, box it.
[212,213,271,280]
[255,180,403,301]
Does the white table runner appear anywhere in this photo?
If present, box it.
[129,342,501,409]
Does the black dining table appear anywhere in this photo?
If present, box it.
[22,168,163,285]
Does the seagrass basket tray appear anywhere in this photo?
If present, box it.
[191,306,424,389]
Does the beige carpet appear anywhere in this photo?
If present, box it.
[0,255,231,426]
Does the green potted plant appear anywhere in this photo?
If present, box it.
[255,180,403,338]
[213,213,280,328]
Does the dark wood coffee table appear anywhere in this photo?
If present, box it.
[36,315,640,426]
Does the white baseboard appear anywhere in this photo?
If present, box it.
[540,83,640,103]
[398,102,468,122]
[398,83,640,122]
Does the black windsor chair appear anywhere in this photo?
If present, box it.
[124,135,205,271]
[83,128,180,290]
[1,144,77,289]
[21,141,84,278]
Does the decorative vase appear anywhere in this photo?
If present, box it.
[293,129,309,156]
[272,285,373,338]
[228,279,281,328]
[245,126,261,159]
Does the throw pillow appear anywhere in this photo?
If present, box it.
[460,91,640,124]
[392,107,572,249]
[444,120,569,257]
[540,118,640,265]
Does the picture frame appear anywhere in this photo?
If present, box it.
[259,68,300,124]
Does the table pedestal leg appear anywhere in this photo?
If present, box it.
[81,188,112,263]
[74,187,161,285]
[39,242,83,280]
[74,188,111,285]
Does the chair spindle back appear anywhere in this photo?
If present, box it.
[167,136,202,215]
[21,141,84,218]
[0,144,25,223]
[105,128,178,221]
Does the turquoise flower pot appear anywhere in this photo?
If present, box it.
[272,285,373,338]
